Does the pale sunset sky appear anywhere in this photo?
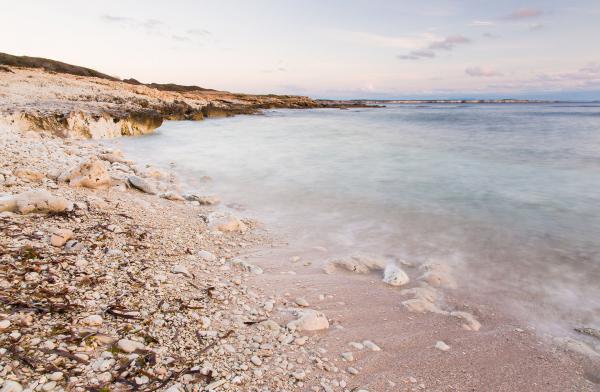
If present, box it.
[1,0,599,99]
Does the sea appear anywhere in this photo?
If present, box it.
[116,103,600,336]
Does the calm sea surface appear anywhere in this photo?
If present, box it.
[118,103,600,334]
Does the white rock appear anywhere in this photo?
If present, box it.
[291,369,306,380]
[341,352,354,361]
[287,309,329,331]
[295,297,310,307]
[172,265,193,278]
[60,157,111,189]
[0,319,11,330]
[91,358,115,372]
[41,381,56,391]
[208,212,247,233]
[362,340,381,351]
[128,175,157,194]
[434,341,450,351]
[250,355,262,366]
[48,372,63,381]
[198,250,216,262]
[81,314,103,326]
[117,339,145,353]
[0,381,23,392]
[382,263,410,286]
[348,342,364,350]
[14,190,72,214]
[347,367,359,375]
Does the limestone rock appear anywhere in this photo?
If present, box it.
[363,340,381,351]
[160,191,184,201]
[0,194,17,212]
[382,263,409,286]
[14,167,45,182]
[198,250,217,262]
[287,309,329,331]
[117,339,145,353]
[60,157,111,189]
[172,264,193,278]
[435,341,450,351]
[208,212,247,233]
[50,228,73,247]
[15,190,72,214]
[0,381,23,392]
[128,175,157,194]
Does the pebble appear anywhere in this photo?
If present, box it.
[435,341,450,351]
[0,319,10,330]
[47,372,63,381]
[292,369,306,380]
[41,381,56,391]
[295,297,310,307]
[0,381,23,392]
[347,367,359,375]
[250,355,263,366]
[81,314,103,326]
[349,342,364,350]
[117,339,145,353]
[50,228,73,247]
[198,250,216,262]
[171,264,192,278]
[362,340,381,351]
[341,352,354,361]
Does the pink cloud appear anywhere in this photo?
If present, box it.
[465,67,503,77]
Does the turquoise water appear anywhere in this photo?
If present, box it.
[118,104,600,333]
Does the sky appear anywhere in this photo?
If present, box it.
[1,0,599,100]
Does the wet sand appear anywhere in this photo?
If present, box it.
[244,246,600,391]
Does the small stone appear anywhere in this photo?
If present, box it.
[172,265,192,278]
[128,175,157,194]
[341,352,354,361]
[348,342,364,350]
[117,339,145,353]
[198,250,216,262]
[295,297,310,307]
[48,372,63,381]
[81,314,103,326]
[434,341,450,351]
[135,375,149,385]
[0,319,11,330]
[42,381,56,391]
[0,381,23,392]
[50,228,73,247]
[251,355,263,366]
[347,367,359,375]
[292,369,306,380]
[287,309,329,331]
[91,358,115,372]
[362,340,381,351]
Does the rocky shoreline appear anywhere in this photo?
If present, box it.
[2,60,599,392]
[0,124,353,392]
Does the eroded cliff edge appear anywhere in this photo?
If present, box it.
[0,61,319,139]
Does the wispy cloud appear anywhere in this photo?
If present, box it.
[465,66,503,77]
[101,14,163,32]
[333,29,438,49]
[397,50,436,60]
[187,28,211,36]
[398,34,471,60]
[501,7,544,20]
[428,34,470,50]
[487,63,600,91]
[470,20,495,27]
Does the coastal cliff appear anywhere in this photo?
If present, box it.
[0,53,319,139]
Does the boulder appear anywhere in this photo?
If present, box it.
[14,190,72,214]
[60,156,111,189]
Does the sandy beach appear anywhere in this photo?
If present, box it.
[1,63,599,392]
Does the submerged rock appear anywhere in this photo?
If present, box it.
[287,309,329,331]
[208,212,247,232]
[382,263,410,286]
